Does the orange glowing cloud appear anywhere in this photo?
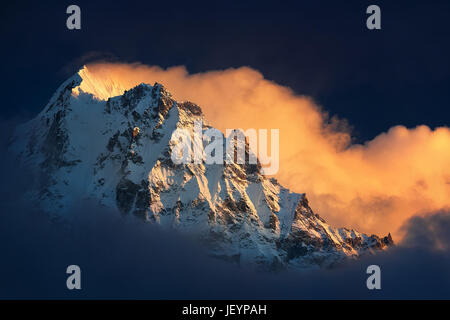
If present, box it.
[75,62,450,241]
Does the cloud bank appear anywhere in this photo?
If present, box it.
[0,121,448,299]
[73,62,450,240]
[1,183,449,299]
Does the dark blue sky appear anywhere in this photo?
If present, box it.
[1,0,449,142]
[1,1,450,299]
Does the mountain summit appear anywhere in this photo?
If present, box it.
[10,67,393,271]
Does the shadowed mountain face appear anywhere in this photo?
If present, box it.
[10,67,393,271]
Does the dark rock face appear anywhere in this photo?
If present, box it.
[45,78,80,113]
[116,178,141,214]
[383,233,394,246]
[121,84,149,112]
[41,110,67,170]
[134,180,151,219]
[107,132,120,152]
[153,83,174,118]
[115,178,150,218]
[41,110,81,173]
[178,101,203,116]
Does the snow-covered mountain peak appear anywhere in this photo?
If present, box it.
[72,65,127,100]
[10,71,393,271]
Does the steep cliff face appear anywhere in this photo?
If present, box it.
[10,66,393,271]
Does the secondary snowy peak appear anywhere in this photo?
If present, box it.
[73,66,129,100]
[11,69,393,271]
